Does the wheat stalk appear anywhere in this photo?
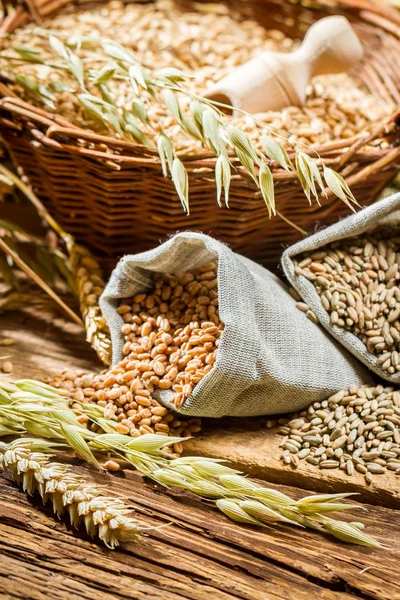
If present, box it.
[0,438,143,548]
[0,164,111,365]
[0,380,381,547]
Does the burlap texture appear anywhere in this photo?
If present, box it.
[282,192,400,384]
[100,232,371,417]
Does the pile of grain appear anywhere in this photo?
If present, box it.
[48,260,223,455]
[274,384,400,484]
[2,0,391,152]
[294,228,400,372]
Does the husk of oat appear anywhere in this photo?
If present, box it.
[0,24,375,217]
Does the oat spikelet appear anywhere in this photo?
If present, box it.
[0,439,142,548]
[94,437,381,547]
[67,242,111,366]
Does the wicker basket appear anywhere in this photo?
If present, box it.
[1,0,400,271]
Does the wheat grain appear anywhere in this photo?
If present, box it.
[2,0,390,151]
[0,1,384,211]
[278,384,400,485]
[1,361,13,373]
[46,262,223,446]
[294,228,400,371]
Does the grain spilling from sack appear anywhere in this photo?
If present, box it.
[47,367,200,453]
[274,384,400,484]
[294,229,400,372]
[116,260,222,408]
[48,261,223,452]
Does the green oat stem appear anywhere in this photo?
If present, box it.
[0,33,358,224]
[0,379,381,548]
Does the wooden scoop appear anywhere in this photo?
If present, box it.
[204,16,364,117]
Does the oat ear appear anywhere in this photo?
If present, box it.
[5,30,361,221]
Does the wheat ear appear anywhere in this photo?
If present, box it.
[0,439,142,548]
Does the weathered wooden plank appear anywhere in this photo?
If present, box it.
[109,469,400,600]
[0,478,348,600]
[184,420,400,508]
[1,461,400,600]
[0,310,98,378]
[1,311,399,509]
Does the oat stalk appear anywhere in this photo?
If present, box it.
[0,34,358,222]
[0,379,101,465]
[0,380,381,547]
[94,435,380,547]
[0,439,143,548]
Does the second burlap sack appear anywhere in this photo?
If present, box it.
[282,192,400,384]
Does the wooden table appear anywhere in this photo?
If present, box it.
[0,310,399,600]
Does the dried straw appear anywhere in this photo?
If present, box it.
[67,242,111,365]
[0,236,83,326]
[0,164,111,364]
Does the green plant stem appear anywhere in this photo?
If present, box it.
[0,380,381,548]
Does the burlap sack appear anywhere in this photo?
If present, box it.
[282,192,400,384]
[100,232,371,418]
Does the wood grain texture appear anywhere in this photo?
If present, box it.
[1,462,400,600]
[0,308,99,378]
[0,311,399,599]
[2,167,400,600]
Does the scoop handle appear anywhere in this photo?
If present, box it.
[203,15,363,115]
[296,15,364,77]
